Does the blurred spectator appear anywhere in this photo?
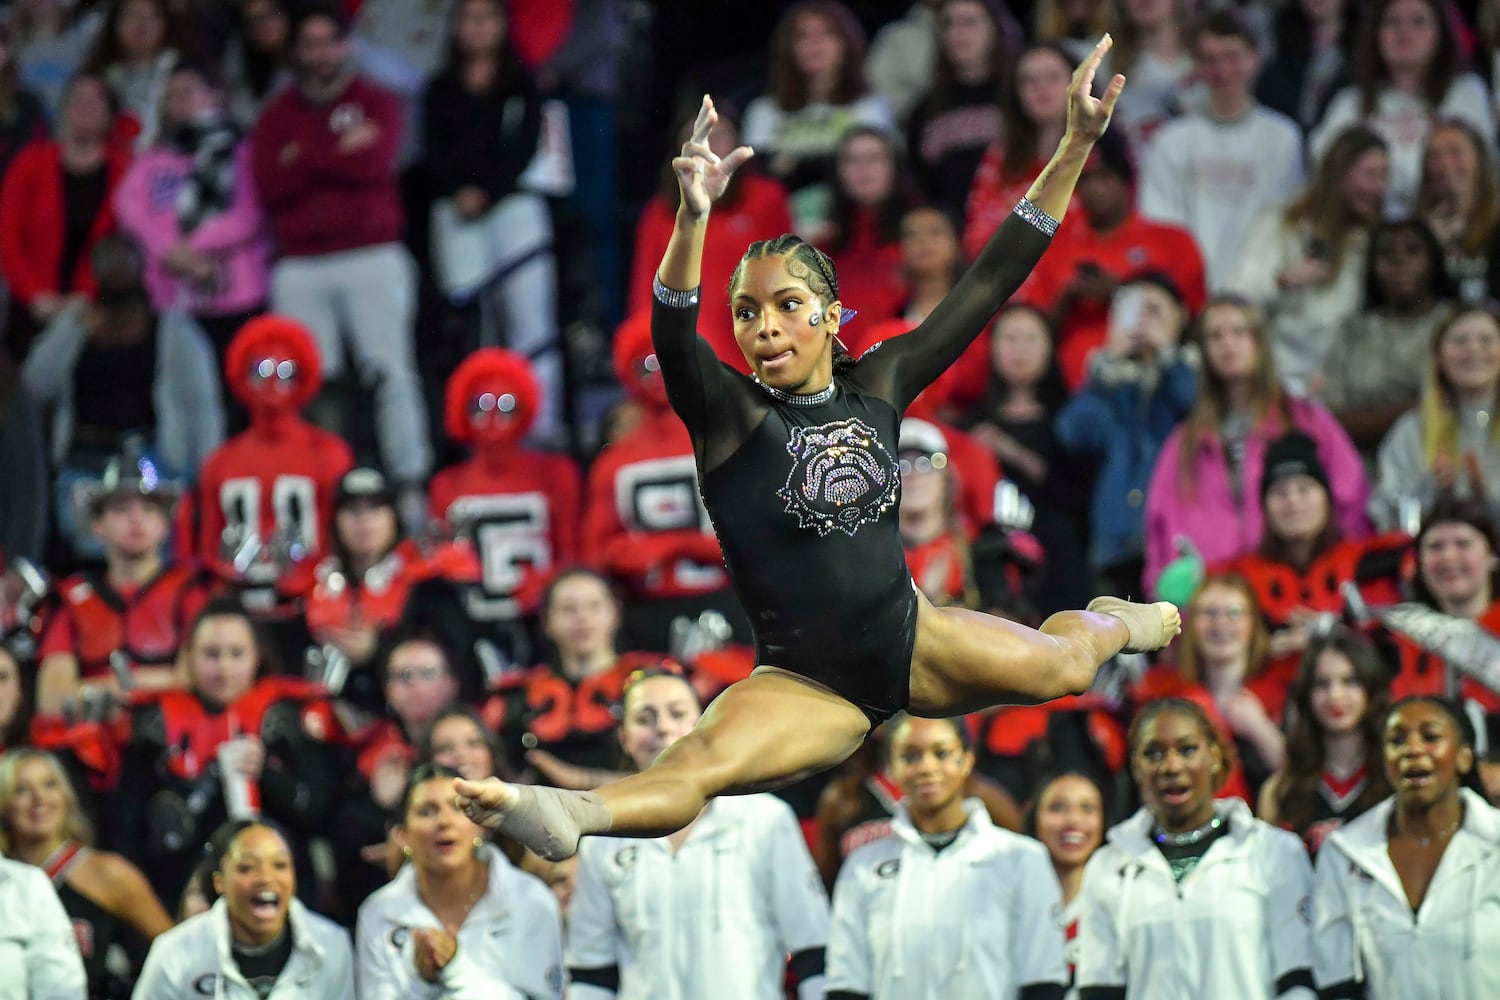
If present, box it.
[0,853,87,999]
[1056,272,1197,597]
[22,235,224,554]
[1309,0,1494,216]
[0,646,27,752]
[353,0,457,84]
[11,0,105,117]
[517,850,577,932]
[0,23,49,184]
[567,667,827,1000]
[113,59,271,387]
[1024,769,1105,993]
[331,632,461,918]
[81,0,192,149]
[963,304,1091,613]
[865,0,940,123]
[32,458,208,715]
[1032,0,1111,63]
[1417,118,1500,302]
[818,126,912,326]
[250,4,431,501]
[627,103,792,371]
[0,354,47,566]
[222,0,293,129]
[186,316,353,629]
[840,204,960,361]
[1312,697,1500,1000]
[1175,573,1288,796]
[115,599,341,908]
[1227,126,1387,397]
[423,0,565,442]
[1017,128,1206,389]
[1318,217,1456,454]
[1483,0,1500,122]
[1218,431,1408,673]
[416,703,505,782]
[484,568,636,777]
[0,749,172,995]
[1144,296,1369,596]
[1100,0,1197,148]
[133,819,354,1000]
[742,1,894,231]
[826,715,1065,998]
[0,72,127,361]
[1139,11,1304,290]
[1258,627,1391,856]
[306,467,478,710]
[1256,0,1352,131]
[898,418,977,608]
[355,764,563,998]
[582,315,740,650]
[1076,698,1315,999]
[428,348,582,666]
[1373,307,1500,531]
[962,42,1074,261]
[904,0,1011,222]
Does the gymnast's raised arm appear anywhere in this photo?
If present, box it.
[865,34,1127,409]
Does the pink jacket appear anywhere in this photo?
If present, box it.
[113,142,270,316]
[1144,397,1372,592]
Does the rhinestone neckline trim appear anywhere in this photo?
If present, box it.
[752,375,836,406]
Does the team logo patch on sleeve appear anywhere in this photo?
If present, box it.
[778,418,899,537]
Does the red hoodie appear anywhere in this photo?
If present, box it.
[250,76,404,257]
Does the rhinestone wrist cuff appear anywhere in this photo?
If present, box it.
[1013,198,1061,238]
[653,277,700,309]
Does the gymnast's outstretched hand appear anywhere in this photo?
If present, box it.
[1066,34,1127,142]
[674,94,755,219]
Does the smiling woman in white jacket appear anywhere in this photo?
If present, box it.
[1313,695,1500,1000]
[565,666,829,1000]
[131,821,353,1000]
[356,764,564,1000]
[1076,698,1315,1000]
[826,715,1068,1000]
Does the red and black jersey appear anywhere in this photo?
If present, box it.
[1300,765,1373,857]
[38,565,211,679]
[186,421,354,600]
[304,539,481,635]
[581,409,728,600]
[1387,599,1500,714]
[482,655,655,773]
[837,770,903,863]
[428,450,582,622]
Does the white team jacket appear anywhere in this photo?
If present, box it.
[1076,799,1316,1000]
[1313,788,1500,1000]
[0,856,86,1000]
[355,843,564,1000]
[131,897,354,1000]
[825,799,1067,999]
[565,793,829,1000]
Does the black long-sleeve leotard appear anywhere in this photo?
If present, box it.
[652,205,1055,724]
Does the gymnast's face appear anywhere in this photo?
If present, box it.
[732,256,842,393]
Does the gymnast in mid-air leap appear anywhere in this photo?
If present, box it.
[455,35,1179,860]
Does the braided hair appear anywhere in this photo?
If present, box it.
[729,234,859,375]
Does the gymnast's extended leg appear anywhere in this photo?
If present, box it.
[908,593,1180,716]
[455,669,871,859]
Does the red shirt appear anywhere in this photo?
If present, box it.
[303,538,480,635]
[428,449,582,620]
[0,140,129,304]
[627,176,793,372]
[828,209,906,329]
[963,147,1051,261]
[581,408,728,599]
[1018,212,1207,389]
[39,565,210,679]
[1388,600,1500,713]
[250,76,404,257]
[190,421,355,598]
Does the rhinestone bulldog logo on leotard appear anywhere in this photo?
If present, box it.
[778,418,899,537]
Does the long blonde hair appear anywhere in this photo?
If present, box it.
[1284,126,1387,276]
[1176,296,1292,495]
[0,750,95,855]
[1419,306,1500,467]
[1177,573,1271,686]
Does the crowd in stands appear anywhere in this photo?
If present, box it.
[4,0,1500,997]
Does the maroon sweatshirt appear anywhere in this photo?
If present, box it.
[250,75,404,257]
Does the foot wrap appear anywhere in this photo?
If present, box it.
[497,785,611,861]
[1087,597,1181,653]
